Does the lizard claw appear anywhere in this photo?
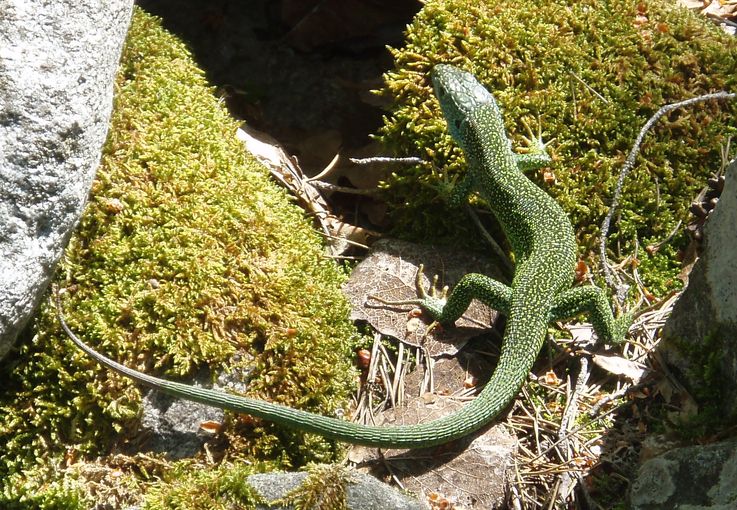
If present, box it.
[412,264,448,319]
[414,264,449,301]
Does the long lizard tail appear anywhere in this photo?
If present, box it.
[57,289,542,448]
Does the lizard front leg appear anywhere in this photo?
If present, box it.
[514,119,553,172]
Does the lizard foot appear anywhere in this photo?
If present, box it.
[514,117,555,172]
[520,117,555,153]
[366,264,449,318]
[609,312,634,345]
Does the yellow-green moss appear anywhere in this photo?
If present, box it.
[143,460,269,510]
[0,7,359,504]
[378,0,737,294]
[278,464,353,510]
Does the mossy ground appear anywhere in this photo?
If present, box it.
[666,325,736,438]
[378,0,737,296]
[0,8,360,506]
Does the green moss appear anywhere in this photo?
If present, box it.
[378,0,737,294]
[667,326,735,438]
[0,7,359,504]
[634,239,686,296]
[0,474,87,510]
[278,464,352,510]
[143,460,268,510]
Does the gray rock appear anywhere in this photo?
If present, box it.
[659,158,737,421]
[0,0,135,360]
[351,402,515,510]
[386,425,515,509]
[630,439,737,509]
[128,387,225,459]
[248,468,429,510]
[122,363,257,459]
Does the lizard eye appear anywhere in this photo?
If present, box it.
[454,118,462,130]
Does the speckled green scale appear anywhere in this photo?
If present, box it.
[61,65,630,449]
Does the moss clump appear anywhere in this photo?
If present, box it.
[378,0,737,293]
[0,479,86,510]
[0,7,359,504]
[278,464,352,510]
[667,326,735,438]
[143,460,269,510]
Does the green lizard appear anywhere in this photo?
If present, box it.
[56,64,630,449]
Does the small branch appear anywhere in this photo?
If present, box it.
[599,91,736,296]
[349,156,427,165]
[556,356,591,503]
[568,71,609,104]
[307,152,341,182]
[308,180,382,196]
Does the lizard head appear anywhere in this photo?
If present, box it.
[431,64,500,145]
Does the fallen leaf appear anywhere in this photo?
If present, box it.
[592,353,648,383]
[199,420,223,434]
[343,238,506,356]
[544,370,562,386]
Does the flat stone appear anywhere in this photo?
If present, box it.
[248,469,429,510]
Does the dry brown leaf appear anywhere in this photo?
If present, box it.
[543,370,562,386]
[343,238,506,356]
[592,353,648,383]
[199,420,223,434]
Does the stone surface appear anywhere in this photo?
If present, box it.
[375,423,514,510]
[126,387,224,459]
[351,380,516,509]
[659,158,737,420]
[248,469,429,510]
[344,238,504,356]
[0,0,134,360]
[630,439,737,509]
[122,366,257,459]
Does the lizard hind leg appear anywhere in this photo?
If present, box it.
[368,264,513,325]
[550,286,632,345]
[429,272,512,324]
[366,263,449,315]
